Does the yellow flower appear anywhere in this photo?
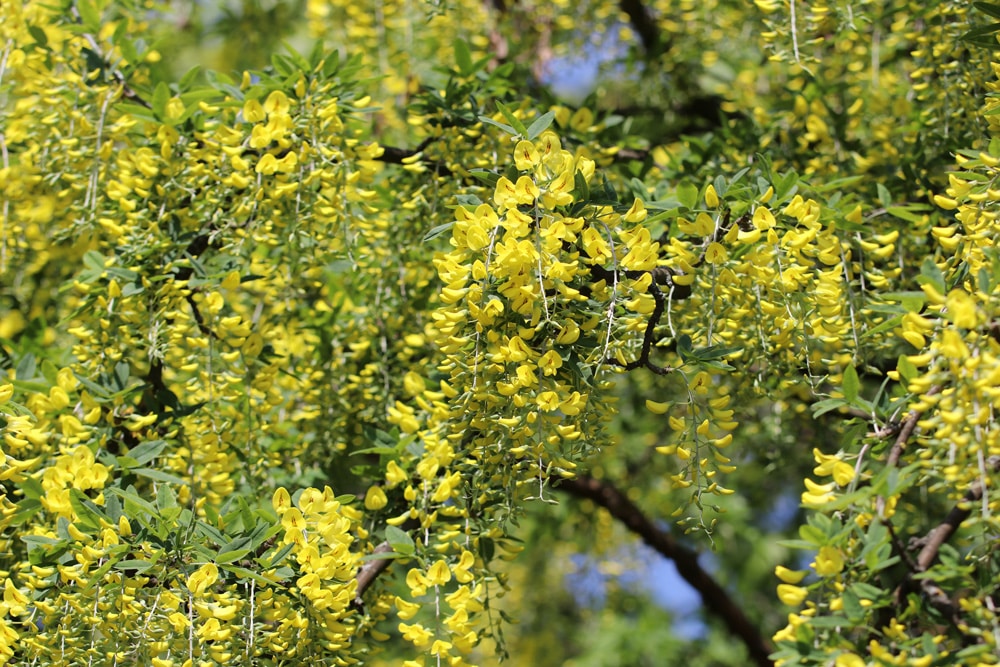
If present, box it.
[624,198,647,223]
[395,596,421,620]
[645,399,670,414]
[263,90,291,116]
[453,550,476,583]
[188,563,219,596]
[570,107,594,132]
[705,184,720,208]
[364,486,388,510]
[538,349,563,376]
[812,546,845,577]
[834,653,867,667]
[427,560,452,586]
[777,583,809,606]
[243,98,265,123]
[753,206,776,230]
[406,568,429,596]
[513,175,540,204]
[775,565,806,584]
[537,391,561,411]
[256,153,278,175]
[386,461,408,487]
[3,579,29,616]
[704,242,728,264]
[801,478,836,507]
[399,622,433,647]
[272,487,291,513]
[946,289,979,328]
[514,140,540,171]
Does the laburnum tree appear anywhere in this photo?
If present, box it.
[2,0,1000,665]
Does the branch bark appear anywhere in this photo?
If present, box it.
[619,0,663,56]
[353,541,396,610]
[915,455,1000,572]
[557,475,774,667]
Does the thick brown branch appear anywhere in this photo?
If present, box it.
[619,0,663,55]
[353,541,396,610]
[557,475,774,667]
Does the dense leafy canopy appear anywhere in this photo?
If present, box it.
[2,0,1000,665]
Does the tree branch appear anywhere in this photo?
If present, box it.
[353,541,396,611]
[915,455,1000,572]
[557,475,774,667]
[619,0,664,56]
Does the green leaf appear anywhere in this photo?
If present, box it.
[28,25,48,47]
[842,365,860,403]
[112,21,138,64]
[962,20,1000,41]
[76,0,101,32]
[773,170,799,201]
[16,353,37,382]
[106,486,158,515]
[811,398,847,418]
[114,559,155,573]
[885,206,928,223]
[861,314,903,339]
[975,1,1000,19]
[361,550,407,561]
[896,354,918,382]
[525,111,555,140]
[478,115,518,136]
[156,484,177,511]
[8,498,42,527]
[216,548,251,565]
[876,183,892,207]
[385,525,415,556]
[221,564,284,587]
[125,439,168,466]
[423,221,454,243]
[676,182,699,209]
[841,589,864,621]
[880,291,925,313]
[453,38,473,75]
[469,169,500,188]
[494,101,528,137]
[70,489,109,531]
[850,582,886,600]
[134,467,187,486]
[152,81,170,119]
[918,258,945,292]
[264,542,295,568]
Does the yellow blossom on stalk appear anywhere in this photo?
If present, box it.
[514,140,540,171]
[777,583,809,606]
[801,478,836,507]
[188,563,219,596]
[364,486,388,510]
[834,654,867,667]
[775,566,807,584]
[812,546,845,577]
[427,560,452,586]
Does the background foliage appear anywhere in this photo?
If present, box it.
[2,0,1000,665]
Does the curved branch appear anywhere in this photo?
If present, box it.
[557,475,774,667]
[353,541,396,610]
[915,455,1000,572]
